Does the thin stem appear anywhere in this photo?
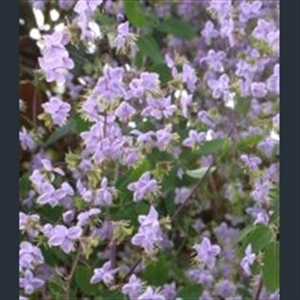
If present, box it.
[65,249,81,300]
[254,276,263,300]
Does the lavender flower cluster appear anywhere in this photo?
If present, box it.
[20,1,279,299]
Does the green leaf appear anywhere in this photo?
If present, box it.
[237,134,264,151]
[136,35,164,64]
[44,118,76,147]
[75,266,100,296]
[124,1,146,27]
[197,139,227,156]
[19,173,30,198]
[143,256,169,286]
[238,225,274,255]
[262,242,279,291]
[236,97,251,117]
[237,225,255,243]
[44,114,91,147]
[49,276,65,299]
[186,166,216,179]
[158,17,196,40]
[177,283,203,299]
[149,63,172,84]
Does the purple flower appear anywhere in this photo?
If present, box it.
[96,177,114,206]
[239,1,262,22]
[182,63,198,92]
[207,74,230,100]
[74,0,103,14]
[48,225,82,253]
[90,261,118,286]
[93,65,125,103]
[138,287,166,300]
[19,270,44,295]
[155,124,173,150]
[174,187,191,205]
[42,97,71,127]
[246,207,270,225]
[38,31,74,84]
[141,96,176,120]
[63,210,75,224]
[180,93,192,118]
[240,154,262,171]
[19,213,40,239]
[19,127,35,151]
[77,208,101,227]
[199,290,213,300]
[115,101,136,122]
[128,172,158,202]
[193,237,221,269]
[132,206,163,253]
[197,110,216,129]
[250,82,267,98]
[161,282,177,300]
[183,130,206,148]
[200,50,226,73]
[122,274,144,300]
[19,242,44,271]
[240,244,256,276]
[214,279,237,298]
[267,64,280,94]
[41,159,65,176]
[113,21,136,52]
[257,137,277,157]
[201,21,219,45]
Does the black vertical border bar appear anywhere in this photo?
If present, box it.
[0,0,19,299]
[280,0,300,299]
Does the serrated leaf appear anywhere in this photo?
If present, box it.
[236,97,251,117]
[158,17,196,40]
[186,166,216,179]
[262,242,279,291]
[239,225,274,255]
[75,266,99,296]
[143,256,169,285]
[49,276,65,299]
[136,35,164,64]
[124,1,146,27]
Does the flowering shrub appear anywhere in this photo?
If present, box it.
[19,0,279,299]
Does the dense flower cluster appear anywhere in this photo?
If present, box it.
[19,0,279,299]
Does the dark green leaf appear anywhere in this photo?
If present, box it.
[20,173,30,198]
[143,256,169,285]
[124,1,146,27]
[49,276,65,299]
[236,97,251,117]
[158,17,196,40]
[44,117,76,147]
[75,266,100,296]
[262,242,279,291]
[237,135,264,151]
[136,35,164,64]
[197,139,227,156]
[149,63,172,84]
[177,283,203,299]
